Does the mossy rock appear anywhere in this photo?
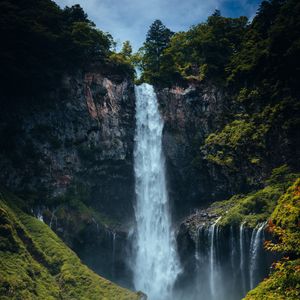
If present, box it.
[211,166,300,228]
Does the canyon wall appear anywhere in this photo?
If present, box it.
[0,64,136,282]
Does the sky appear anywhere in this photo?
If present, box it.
[54,0,262,51]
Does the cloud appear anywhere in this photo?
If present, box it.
[54,0,261,51]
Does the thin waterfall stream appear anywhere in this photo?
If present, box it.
[132,83,181,300]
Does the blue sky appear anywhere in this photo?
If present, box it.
[54,0,262,51]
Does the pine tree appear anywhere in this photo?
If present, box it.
[143,20,173,76]
[120,41,132,59]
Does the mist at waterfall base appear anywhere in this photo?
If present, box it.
[175,222,276,300]
[107,83,275,300]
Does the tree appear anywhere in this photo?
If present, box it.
[120,40,132,59]
[63,4,94,26]
[141,20,173,83]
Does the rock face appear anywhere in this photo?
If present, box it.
[0,65,135,222]
[156,83,228,217]
[0,64,136,283]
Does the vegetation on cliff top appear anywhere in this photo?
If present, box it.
[137,0,300,92]
[0,190,140,300]
[0,0,134,100]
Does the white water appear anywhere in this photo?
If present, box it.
[239,222,246,294]
[111,232,116,278]
[133,83,180,300]
[249,223,266,289]
[209,217,221,300]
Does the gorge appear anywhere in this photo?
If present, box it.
[0,0,299,299]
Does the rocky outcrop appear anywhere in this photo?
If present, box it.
[156,83,228,217]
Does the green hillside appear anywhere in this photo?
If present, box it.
[0,190,141,300]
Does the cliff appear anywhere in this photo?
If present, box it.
[157,83,227,216]
[156,81,299,219]
[0,63,136,283]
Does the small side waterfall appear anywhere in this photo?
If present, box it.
[192,220,271,300]
[132,83,180,300]
[249,223,266,289]
[239,222,246,294]
[209,217,221,299]
[111,231,116,278]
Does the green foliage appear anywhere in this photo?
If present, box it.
[217,185,282,227]
[266,178,300,255]
[0,0,125,100]
[202,98,299,171]
[245,178,300,299]
[69,21,111,60]
[137,11,248,85]
[228,0,300,92]
[202,116,265,168]
[212,166,299,227]
[244,259,300,300]
[120,41,133,59]
[0,191,140,300]
[109,41,135,75]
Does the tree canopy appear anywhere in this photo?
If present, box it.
[0,0,122,99]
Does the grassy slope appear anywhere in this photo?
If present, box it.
[0,191,141,300]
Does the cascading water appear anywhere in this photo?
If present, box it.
[111,232,116,278]
[190,219,273,300]
[249,222,266,289]
[133,83,180,300]
[209,217,221,300]
[239,222,246,294]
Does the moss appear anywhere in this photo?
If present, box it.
[50,181,120,228]
[214,185,282,228]
[0,191,141,300]
[209,166,299,228]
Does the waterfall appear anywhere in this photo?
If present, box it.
[209,217,221,299]
[133,83,180,300]
[249,223,266,289]
[192,219,272,300]
[230,225,235,270]
[111,232,116,278]
[239,222,246,294]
